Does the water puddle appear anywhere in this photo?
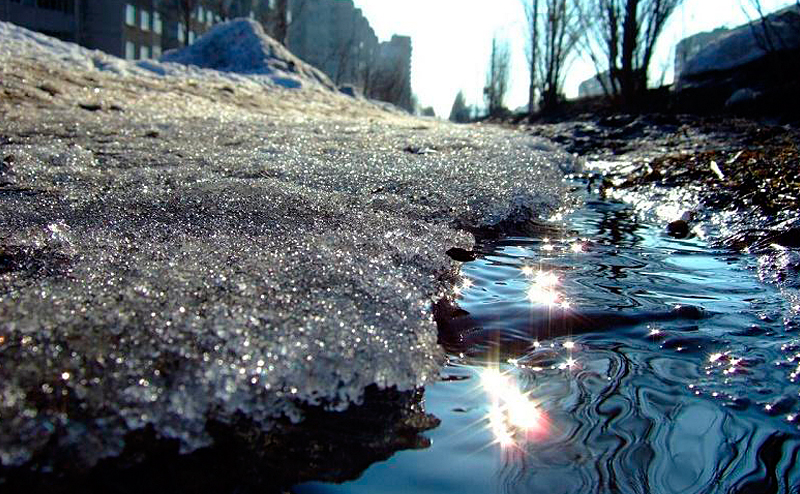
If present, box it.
[296,180,800,494]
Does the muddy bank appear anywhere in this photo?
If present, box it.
[523,114,800,251]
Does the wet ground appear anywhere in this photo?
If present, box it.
[525,114,800,244]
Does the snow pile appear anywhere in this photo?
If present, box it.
[0,19,332,91]
[0,19,109,72]
[678,5,800,85]
[161,18,334,90]
[0,23,575,471]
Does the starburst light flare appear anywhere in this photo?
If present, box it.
[480,368,547,448]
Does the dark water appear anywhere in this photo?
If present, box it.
[297,188,800,494]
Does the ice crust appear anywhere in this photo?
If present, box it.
[0,22,573,468]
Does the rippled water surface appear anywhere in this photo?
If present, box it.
[297,186,800,494]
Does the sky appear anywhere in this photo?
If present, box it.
[352,0,796,117]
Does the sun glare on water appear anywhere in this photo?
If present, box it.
[480,368,548,448]
[525,269,563,307]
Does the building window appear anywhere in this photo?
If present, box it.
[35,0,74,13]
[197,6,203,21]
[140,10,150,31]
[206,11,213,25]
[188,31,195,44]
[125,4,136,26]
[125,41,136,60]
[153,12,162,35]
[153,45,162,58]
[140,45,150,59]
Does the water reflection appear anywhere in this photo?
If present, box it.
[451,188,800,491]
[300,183,800,494]
[526,270,561,306]
[481,368,547,448]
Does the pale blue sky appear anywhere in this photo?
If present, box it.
[352,0,795,116]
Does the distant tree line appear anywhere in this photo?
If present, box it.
[452,0,687,121]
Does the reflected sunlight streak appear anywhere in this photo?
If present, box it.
[480,369,547,448]
[527,270,561,306]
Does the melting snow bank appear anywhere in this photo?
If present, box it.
[0,19,332,91]
[0,23,575,473]
[160,19,334,90]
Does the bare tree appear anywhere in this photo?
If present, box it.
[329,24,360,85]
[484,36,511,116]
[158,0,204,46]
[580,0,684,105]
[543,0,582,110]
[449,90,471,122]
[270,0,289,44]
[265,0,308,45]
[359,46,377,95]
[522,0,540,113]
[523,0,581,113]
[205,0,247,21]
[369,58,412,111]
[740,0,799,53]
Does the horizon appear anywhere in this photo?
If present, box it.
[352,0,796,117]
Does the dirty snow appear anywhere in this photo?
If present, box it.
[0,22,574,469]
[0,18,332,91]
[160,19,334,90]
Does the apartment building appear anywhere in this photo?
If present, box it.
[1,0,81,42]
[287,0,377,86]
[0,0,228,60]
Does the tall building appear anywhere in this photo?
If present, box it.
[287,0,413,111]
[287,0,377,87]
[674,27,730,82]
[1,0,81,41]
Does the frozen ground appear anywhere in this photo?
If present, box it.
[0,22,574,470]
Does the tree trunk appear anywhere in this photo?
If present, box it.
[274,0,289,45]
[183,7,192,47]
[620,0,640,104]
[528,0,539,114]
